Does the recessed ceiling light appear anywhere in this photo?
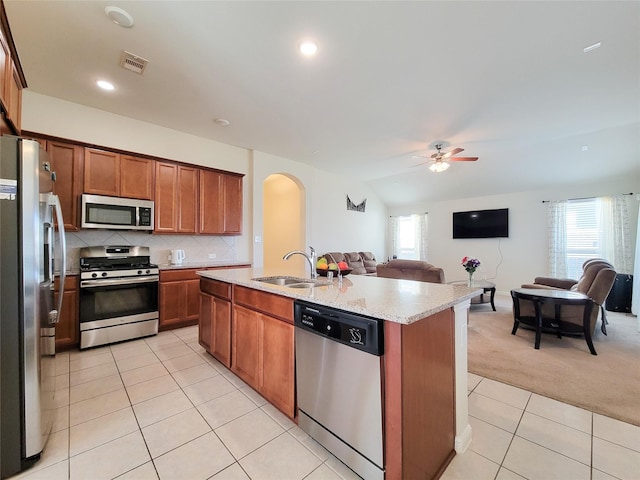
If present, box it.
[105,6,134,28]
[581,145,589,151]
[96,80,115,91]
[583,42,601,53]
[214,118,230,127]
[299,41,318,57]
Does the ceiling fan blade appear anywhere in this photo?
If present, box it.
[430,152,440,159]
[411,154,428,159]
[442,147,464,159]
[449,156,479,162]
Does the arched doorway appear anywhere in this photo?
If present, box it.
[262,174,305,270]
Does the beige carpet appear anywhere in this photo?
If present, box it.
[467,295,640,426]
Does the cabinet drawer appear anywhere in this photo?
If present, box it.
[200,278,231,300]
[233,285,294,323]
[160,268,199,282]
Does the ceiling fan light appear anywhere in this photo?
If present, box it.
[429,161,450,173]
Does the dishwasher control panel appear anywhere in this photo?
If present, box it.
[294,300,383,355]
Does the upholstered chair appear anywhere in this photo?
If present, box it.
[376,259,445,284]
[521,259,615,333]
[517,261,617,349]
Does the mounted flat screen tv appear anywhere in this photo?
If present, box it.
[453,208,509,239]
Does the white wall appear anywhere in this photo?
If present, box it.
[252,151,387,269]
[389,180,639,294]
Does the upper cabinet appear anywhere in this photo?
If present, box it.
[48,141,83,231]
[154,162,198,234]
[84,148,154,200]
[0,10,25,134]
[199,170,243,235]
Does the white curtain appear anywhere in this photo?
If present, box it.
[388,216,399,261]
[547,200,567,277]
[418,213,428,261]
[600,195,633,274]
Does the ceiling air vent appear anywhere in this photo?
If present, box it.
[119,51,148,75]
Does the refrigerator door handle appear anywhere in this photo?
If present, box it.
[50,194,66,324]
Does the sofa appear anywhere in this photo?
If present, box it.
[320,251,378,275]
[376,259,446,284]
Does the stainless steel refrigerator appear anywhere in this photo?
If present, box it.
[0,136,66,479]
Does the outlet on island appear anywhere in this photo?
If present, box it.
[208,254,217,259]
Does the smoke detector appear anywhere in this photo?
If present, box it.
[119,51,149,75]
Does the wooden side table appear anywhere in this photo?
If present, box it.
[510,288,596,355]
[449,279,496,311]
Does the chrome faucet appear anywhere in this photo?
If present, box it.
[283,246,317,279]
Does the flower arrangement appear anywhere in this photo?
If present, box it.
[461,256,481,274]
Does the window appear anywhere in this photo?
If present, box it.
[548,195,633,278]
[565,198,601,279]
[389,214,428,261]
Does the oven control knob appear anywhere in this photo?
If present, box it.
[138,270,142,275]
[146,269,150,274]
[92,273,98,278]
[101,272,108,277]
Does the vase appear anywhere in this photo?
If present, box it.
[467,271,474,287]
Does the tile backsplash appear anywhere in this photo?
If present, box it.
[59,231,239,272]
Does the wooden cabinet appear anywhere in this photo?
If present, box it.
[0,28,9,115]
[154,162,198,233]
[48,141,83,231]
[159,269,201,330]
[0,25,24,134]
[84,148,153,199]
[199,170,243,234]
[200,278,232,367]
[231,285,295,418]
[6,59,22,133]
[121,155,155,200]
[84,148,120,196]
[54,275,79,351]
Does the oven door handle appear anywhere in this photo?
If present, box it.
[80,276,159,288]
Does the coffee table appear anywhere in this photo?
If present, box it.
[510,288,596,354]
[449,279,496,311]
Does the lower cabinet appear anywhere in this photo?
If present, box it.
[159,269,201,330]
[54,275,79,351]
[231,286,295,418]
[199,278,232,368]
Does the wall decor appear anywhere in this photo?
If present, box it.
[346,195,366,212]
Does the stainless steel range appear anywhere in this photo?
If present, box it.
[79,246,159,349]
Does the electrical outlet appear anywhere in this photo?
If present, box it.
[208,253,217,259]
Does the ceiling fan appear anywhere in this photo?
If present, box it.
[413,144,479,173]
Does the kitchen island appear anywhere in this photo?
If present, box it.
[197,267,479,480]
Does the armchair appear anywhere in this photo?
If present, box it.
[521,259,615,333]
[516,261,616,352]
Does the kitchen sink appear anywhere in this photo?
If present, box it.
[252,276,331,288]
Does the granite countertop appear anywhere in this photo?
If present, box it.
[158,261,251,270]
[197,267,482,325]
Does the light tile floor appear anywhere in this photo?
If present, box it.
[10,325,640,480]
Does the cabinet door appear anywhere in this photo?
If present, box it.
[199,293,213,352]
[54,276,79,351]
[159,280,185,329]
[121,155,154,200]
[48,141,83,231]
[222,174,243,234]
[6,59,22,133]
[261,315,295,417]
[155,162,178,232]
[177,166,198,233]
[199,170,223,234]
[84,148,120,196]
[185,278,201,321]
[212,297,231,367]
[0,29,8,113]
[232,305,261,387]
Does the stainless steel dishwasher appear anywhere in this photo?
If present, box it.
[294,300,384,480]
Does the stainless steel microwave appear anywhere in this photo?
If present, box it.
[81,194,154,231]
